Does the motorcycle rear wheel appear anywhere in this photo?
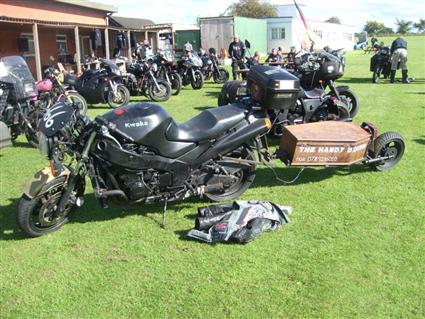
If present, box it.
[205,146,256,202]
[337,88,359,118]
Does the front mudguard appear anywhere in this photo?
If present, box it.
[22,167,70,199]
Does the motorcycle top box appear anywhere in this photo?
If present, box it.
[246,65,300,110]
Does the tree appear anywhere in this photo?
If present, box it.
[224,0,277,18]
[363,20,390,34]
[414,18,425,33]
[325,16,341,24]
[395,18,413,34]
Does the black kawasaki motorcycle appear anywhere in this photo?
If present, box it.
[17,65,300,237]
[176,52,204,90]
[123,59,172,102]
[200,49,229,84]
[63,59,130,108]
[0,56,41,148]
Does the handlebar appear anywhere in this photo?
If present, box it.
[95,115,135,142]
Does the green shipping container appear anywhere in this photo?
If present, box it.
[233,16,267,54]
[174,30,201,53]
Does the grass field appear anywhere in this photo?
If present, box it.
[1,36,424,318]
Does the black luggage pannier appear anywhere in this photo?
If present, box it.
[246,65,300,110]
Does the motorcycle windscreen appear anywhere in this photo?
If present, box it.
[38,101,74,137]
[0,56,37,100]
[190,52,203,67]
[102,59,121,76]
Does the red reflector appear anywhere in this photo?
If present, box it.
[50,160,57,177]
[114,109,125,115]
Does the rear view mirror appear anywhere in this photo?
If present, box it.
[245,40,251,49]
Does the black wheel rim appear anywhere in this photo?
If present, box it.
[377,140,403,168]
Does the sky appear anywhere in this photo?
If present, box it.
[101,0,425,32]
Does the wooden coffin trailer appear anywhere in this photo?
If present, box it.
[276,121,405,171]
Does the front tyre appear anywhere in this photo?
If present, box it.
[107,84,130,108]
[148,80,172,102]
[65,92,88,114]
[337,87,359,119]
[213,68,229,84]
[191,70,204,90]
[169,73,182,96]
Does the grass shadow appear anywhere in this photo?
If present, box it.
[413,136,425,145]
[0,193,208,241]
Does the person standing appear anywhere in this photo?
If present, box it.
[228,34,246,80]
[390,37,409,83]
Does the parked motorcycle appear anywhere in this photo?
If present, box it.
[200,49,229,84]
[176,52,204,90]
[370,45,391,83]
[0,56,41,148]
[293,49,358,118]
[123,59,172,102]
[63,59,130,108]
[219,52,359,135]
[37,66,87,114]
[16,65,303,237]
[154,52,182,96]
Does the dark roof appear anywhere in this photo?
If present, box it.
[54,0,117,13]
[110,16,155,29]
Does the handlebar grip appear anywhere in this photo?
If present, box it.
[95,116,135,142]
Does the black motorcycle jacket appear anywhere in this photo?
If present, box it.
[390,38,407,54]
[228,41,246,61]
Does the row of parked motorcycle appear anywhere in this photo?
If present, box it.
[0,49,229,148]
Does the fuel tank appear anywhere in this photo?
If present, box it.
[102,102,172,145]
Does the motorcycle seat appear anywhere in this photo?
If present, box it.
[166,103,247,142]
[299,88,325,99]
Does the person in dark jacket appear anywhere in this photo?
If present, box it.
[265,48,281,64]
[390,37,409,83]
[228,34,246,80]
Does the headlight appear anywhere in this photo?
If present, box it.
[37,131,50,156]
[151,63,158,72]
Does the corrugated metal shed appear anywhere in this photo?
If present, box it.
[200,16,267,54]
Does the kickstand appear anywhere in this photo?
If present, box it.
[161,198,168,229]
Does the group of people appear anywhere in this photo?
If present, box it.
[228,34,298,80]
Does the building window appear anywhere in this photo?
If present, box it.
[56,34,68,55]
[343,33,353,41]
[271,28,285,40]
[20,33,35,57]
[314,30,323,39]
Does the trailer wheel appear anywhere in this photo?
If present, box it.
[371,132,405,171]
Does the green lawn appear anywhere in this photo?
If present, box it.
[1,36,424,318]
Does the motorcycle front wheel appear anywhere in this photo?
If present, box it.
[17,177,82,237]
[107,85,130,108]
[191,70,204,90]
[205,145,256,202]
[148,80,172,102]
[213,68,229,84]
[64,92,88,114]
[169,73,182,96]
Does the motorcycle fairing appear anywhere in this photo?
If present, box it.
[38,101,74,137]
